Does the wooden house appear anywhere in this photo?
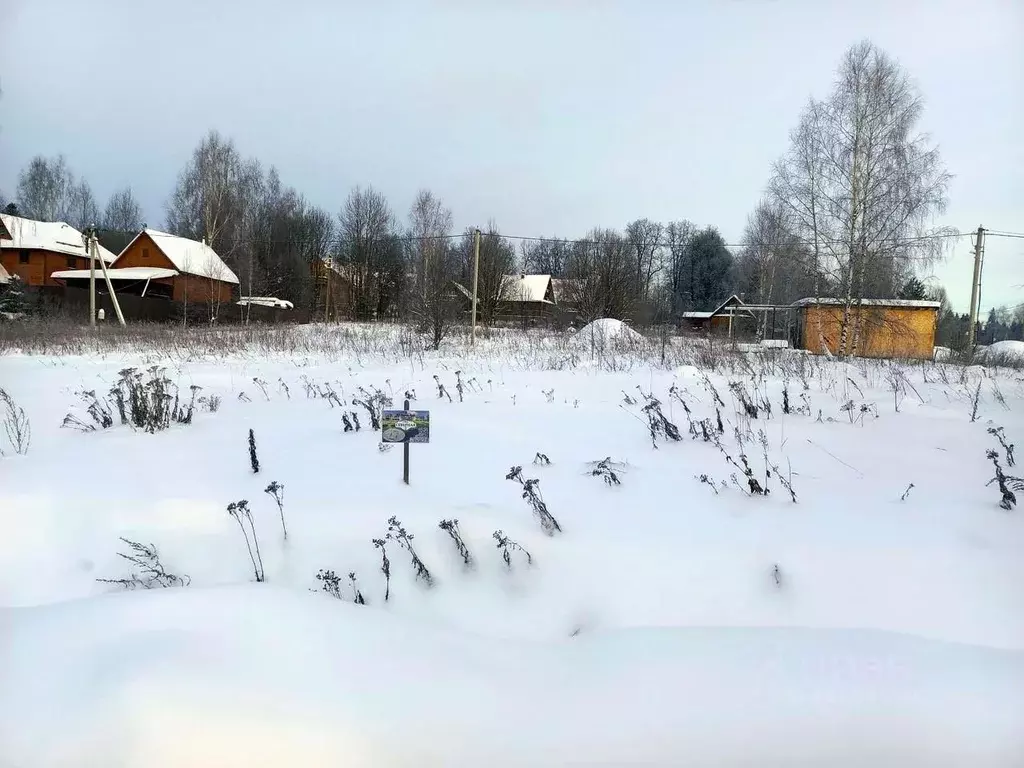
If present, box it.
[0,213,116,287]
[52,229,239,303]
[793,298,939,360]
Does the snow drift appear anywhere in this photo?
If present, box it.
[2,586,1023,768]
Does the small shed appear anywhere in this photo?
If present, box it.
[680,295,756,336]
[793,298,940,360]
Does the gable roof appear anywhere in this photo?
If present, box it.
[682,295,752,320]
[0,213,116,263]
[792,297,940,309]
[500,274,553,303]
[117,229,239,284]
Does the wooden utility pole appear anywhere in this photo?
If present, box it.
[87,227,96,327]
[324,259,332,322]
[92,232,126,326]
[470,228,481,345]
[967,225,986,349]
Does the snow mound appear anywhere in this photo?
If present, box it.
[572,318,645,348]
[3,586,1023,767]
[977,340,1024,365]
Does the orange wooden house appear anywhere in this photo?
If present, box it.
[52,228,239,303]
[0,213,117,287]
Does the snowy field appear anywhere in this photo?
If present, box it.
[1,322,1023,767]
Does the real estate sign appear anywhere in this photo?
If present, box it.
[381,409,430,444]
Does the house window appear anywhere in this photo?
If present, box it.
[67,256,77,268]
[142,248,150,259]
[19,250,30,264]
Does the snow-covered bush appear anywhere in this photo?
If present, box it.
[96,537,190,590]
[506,465,562,535]
[0,387,30,455]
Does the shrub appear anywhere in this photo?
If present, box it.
[439,518,473,569]
[264,480,286,540]
[372,537,391,601]
[986,449,1023,510]
[506,465,562,535]
[109,366,199,432]
[493,530,532,569]
[387,516,434,586]
[248,429,260,473]
[589,457,622,486]
[0,387,30,455]
[96,537,190,590]
[227,500,265,582]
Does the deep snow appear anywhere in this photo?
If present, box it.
[1,326,1023,765]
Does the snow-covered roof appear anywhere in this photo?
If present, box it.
[0,213,117,263]
[501,274,552,303]
[51,267,178,281]
[117,229,239,285]
[238,297,294,309]
[0,262,9,285]
[793,297,940,309]
[682,296,751,320]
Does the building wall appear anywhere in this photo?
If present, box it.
[800,305,937,359]
[115,232,234,304]
[0,249,92,287]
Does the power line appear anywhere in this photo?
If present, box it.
[92,225,974,254]
[986,230,1024,240]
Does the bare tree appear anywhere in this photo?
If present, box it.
[457,223,515,327]
[663,220,695,321]
[15,155,75,222]
[520,237,571,276]
[337,186,403,321]
[166,130,247,256]
[407,190,457,346]
[563,228,635,322]
[769,41,952,356]
[103,187,143,234]
[625,218,664,303]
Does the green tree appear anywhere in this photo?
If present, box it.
[898,277,927,300]
[680,227,735,310]
[0,275,27,316]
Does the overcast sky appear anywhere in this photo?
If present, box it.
[1,0,1021,314]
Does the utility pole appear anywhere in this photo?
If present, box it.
[470,227,481,345]
[967,225,986,349]
[92,231,126,326]
[87,227,96,327]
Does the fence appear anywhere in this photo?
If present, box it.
[26,287,309,325]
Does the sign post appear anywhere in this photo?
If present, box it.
[381,400,430,485]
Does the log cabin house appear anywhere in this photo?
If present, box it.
[0,213,117,287]
[52,228,239,303]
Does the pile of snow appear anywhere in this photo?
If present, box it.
[571,318,645,348]
[976,340,1024,366]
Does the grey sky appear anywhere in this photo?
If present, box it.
[1,0,1021,314]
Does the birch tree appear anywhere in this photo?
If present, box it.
[769,41,952,355]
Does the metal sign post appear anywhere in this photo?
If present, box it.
[381,400,430,485]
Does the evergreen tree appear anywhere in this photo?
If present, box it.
[898,277,927,300]
[0,275,27,315]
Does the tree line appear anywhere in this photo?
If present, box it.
[4,39,995,350]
